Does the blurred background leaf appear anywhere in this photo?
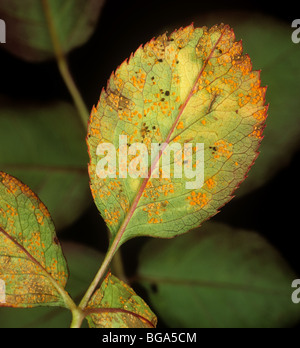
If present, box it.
[136,222,300,328]
[0,97,91,230]
[0,0,106,62]
[0,242,104,328]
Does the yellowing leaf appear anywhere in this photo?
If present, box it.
[86,272,157,328]
[87,24,267,245]
[0,172,69,308]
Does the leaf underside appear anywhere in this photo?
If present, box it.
[0,172,68,308]
[86,272,157,328]
[87,24,267,245]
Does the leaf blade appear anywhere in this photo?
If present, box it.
[87,24,267,244]
[0,172,69,308]
[0,242,104,328]
[86,272,157,328]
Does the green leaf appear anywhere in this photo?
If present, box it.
[87,24,267,245]
[0,242,104,328]
[193,12,300,195]
[137,222,300,328]
[86,272,157,328]
[0,0,105,62]
[0,172,69,308]
[0,97,90,230]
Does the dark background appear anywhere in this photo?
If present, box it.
[0,0,299,327]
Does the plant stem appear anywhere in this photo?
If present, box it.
[70,308,86,329]
[42,0,89,130]
[105,226,127,282]
[78,236,122,310]
[56,58,89,130]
